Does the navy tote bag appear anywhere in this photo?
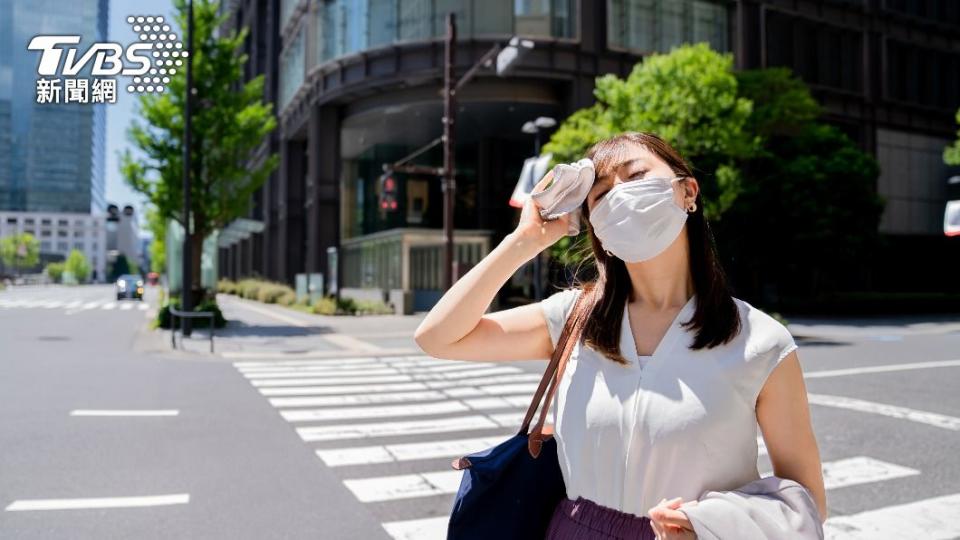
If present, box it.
[447,289,590,540]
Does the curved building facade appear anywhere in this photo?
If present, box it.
[220,0,960,312]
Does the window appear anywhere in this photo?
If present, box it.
[885,39,960,110]
[882,0,960,25]
[57,242,68,251]
[608,0,729,54]
[58,219,68,226]
[40,218,51,225]
[24,218,34,225]
[57,230,68,237]
[74,242,84,249]
[41,230,52,237]
[41,241,51,251]
[5,217,16,224]
[74,230,84,237]
[764,10,863,93]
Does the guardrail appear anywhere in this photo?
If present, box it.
[169,307,215,353]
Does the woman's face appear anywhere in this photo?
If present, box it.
[585,142,695,214]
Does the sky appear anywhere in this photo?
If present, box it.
[104,0,175,229]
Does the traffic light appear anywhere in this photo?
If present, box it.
[378,173,399,212]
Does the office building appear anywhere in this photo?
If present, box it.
[219,0,960,312]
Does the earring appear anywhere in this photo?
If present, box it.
[686,200,697,213]
[604,249,614,257]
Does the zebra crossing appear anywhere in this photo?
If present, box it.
[0,296,149,312]
[233,355,958,540]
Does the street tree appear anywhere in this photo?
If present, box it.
[65,250,91,284]
[0,233,40,275]
[121,0,278,302]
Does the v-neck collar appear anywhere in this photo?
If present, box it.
[622,293,696,369]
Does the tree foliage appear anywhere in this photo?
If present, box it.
[121,0,278,292]
[945,108,960,166]
[541,45,883,299]
[145,205,167,274]
[65,250,91,283]
[0,233,40,271]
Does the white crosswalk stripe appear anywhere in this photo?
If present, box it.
[0,290,149,314]
[232,354,949,540]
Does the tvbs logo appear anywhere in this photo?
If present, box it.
[28,15,186,104]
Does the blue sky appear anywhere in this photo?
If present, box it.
[105,0,175,228]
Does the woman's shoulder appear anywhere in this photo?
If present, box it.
[539,286,585,349]
[731,296,797,362]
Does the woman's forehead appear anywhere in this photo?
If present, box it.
[594,142,655,182]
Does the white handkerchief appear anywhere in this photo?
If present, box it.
[531,158,595,236]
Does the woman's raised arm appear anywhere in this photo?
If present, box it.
[413,170,570,362]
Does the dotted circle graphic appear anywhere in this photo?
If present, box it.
[125,14,185,94]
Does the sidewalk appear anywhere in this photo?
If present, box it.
[205,294,427,360]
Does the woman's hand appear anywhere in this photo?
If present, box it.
[648,497,698,540]
[510,169,572,251]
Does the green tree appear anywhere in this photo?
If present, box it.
[717,67,884,299]
[945,108,960,166]
[0,233,40,275]
[544,43,760,222]
[121,0,279,302]
[45,261,65,283]
[64,250,91,283]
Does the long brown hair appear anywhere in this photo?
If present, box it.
[564,132,741,365]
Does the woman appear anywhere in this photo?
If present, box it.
[414,132,827,539]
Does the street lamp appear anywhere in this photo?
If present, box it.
[521,116,556,301]
[382,16,533,292]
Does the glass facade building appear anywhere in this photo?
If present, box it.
[0,0,108,214]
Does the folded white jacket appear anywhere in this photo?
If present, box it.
[679,475,824,540]
[530,158,595,236]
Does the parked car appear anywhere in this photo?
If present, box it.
[116,274,144,301]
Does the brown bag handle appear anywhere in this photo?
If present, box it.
[522,287,590,458]
[449,287,590,470]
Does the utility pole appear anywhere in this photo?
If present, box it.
[442,13,456,291]
[181,0,194,335]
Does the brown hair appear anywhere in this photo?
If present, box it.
[565,131,741,365]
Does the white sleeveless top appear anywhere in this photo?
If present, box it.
[540,287,798,517]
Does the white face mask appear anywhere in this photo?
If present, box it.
[588,176,689,262]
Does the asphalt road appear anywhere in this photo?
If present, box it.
[1,284,959,539]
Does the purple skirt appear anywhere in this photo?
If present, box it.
[545,496,656,540]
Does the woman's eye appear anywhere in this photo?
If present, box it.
[628,170,648,181]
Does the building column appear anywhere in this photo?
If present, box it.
[279,138,306,285]
[307,105,341,295]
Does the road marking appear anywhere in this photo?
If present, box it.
[245,368,403,379]
[343,470,462,502]
[235,357,382,367]
[270,390,449,408]
[296,415,502,442]
[5,493,190,511]
[316,436,506,467]
[254,374,542,396]
[821,456,920,490]
[120,303,134,311]
[223,347,422,359]
[138,303,150,310]
[101,302,116,310]
[63,300,83,308]
[237,360,492,375]
[805,359,960,378]
[70,410,180,417]
[322,333,383,351]
[382,516,449,540]
[808,393,960,430]
[280,401,471,422]
[823,493,960,539]
[251,374,415,387]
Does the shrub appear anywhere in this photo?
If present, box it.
[237,279,262,300]
[156,297,227,329]
[312,296,337,315]
[257,283,294,304]
[45,262,65,283]
[217,278,238,295]
[355,299,395,315]
[277,291,297,306]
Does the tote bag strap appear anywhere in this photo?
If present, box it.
[520,287,591,458]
